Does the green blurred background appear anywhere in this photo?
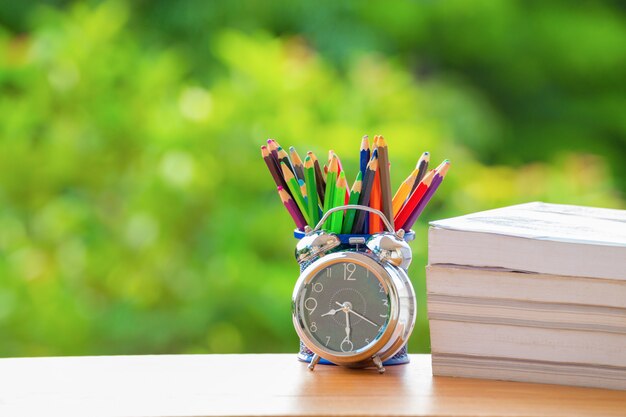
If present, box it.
[0,0,624,356]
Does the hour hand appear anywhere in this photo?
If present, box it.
[321,308,339,317]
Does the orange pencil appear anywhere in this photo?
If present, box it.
[392,167,419,216]
[369,150,382,233]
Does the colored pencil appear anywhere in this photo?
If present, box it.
[330,171,347,233]
[342,172,362,234]
[352,156,378,234]
[267,139,280,163]
[369,162,383,233]
[264,137,448,236]
[278,186,307,231]
[392,167,419,216]
[266,139,282,182]
[261,145,290,194]
[307,151,325,205]
[329,150,348,201]
[360,136,370,177]
[394,170,435,231]
[329,150,345,176]
[368,136,380,231]
[304,156,320,227]
[377,136,393,226]
[402,160,449,230]
[372,135,380,152]
[360,136,371,234]
[323,155,338,230]
[411,152,430,195]
[281,161,311,226]
[299,179,307,202]
[277,146,295,176]
[289,146,305,182]
[336,152,350,203]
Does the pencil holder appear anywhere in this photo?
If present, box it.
[292,205,416,368]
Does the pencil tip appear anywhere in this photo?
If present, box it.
[438,161,451,177]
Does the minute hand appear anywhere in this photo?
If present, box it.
[347,309,378,327]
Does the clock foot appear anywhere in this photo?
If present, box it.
[372,355,385,374]
[308,354,321,371]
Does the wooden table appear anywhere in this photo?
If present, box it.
[0,354,624,416]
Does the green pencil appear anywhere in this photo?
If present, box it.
[330,171,347,234]
[342,171,362,234]
[323,155,338,230]
[277,146,295,176]
[308,151,326,205]
[304,156,320,227]
[281,162,311,226]
[298,178,308,206]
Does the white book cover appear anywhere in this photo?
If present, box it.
[432,353,626,390]
[429,320,626,368]
[429,202,626,280]
[426,265,626,309]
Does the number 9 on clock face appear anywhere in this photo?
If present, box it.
[296,258,392,355]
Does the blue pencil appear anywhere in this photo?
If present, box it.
[360,136,370,234]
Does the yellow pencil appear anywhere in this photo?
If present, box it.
[392,167,419,216]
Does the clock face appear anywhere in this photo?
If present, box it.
[298,260,391,354]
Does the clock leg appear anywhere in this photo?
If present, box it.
[308,354,321,371]
[372,355,385,374]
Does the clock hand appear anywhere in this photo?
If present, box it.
[347,309,378,327]
[320,308,340,317]
[344,310,351,341]
[335,301,379,327]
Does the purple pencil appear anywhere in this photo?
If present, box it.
[402,160,450,230]
[278,186,307,231]
[267,138,281,166]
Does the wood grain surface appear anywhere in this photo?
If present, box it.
[0,354,624,416]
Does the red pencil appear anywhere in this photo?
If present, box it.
[278,186,307,231]
[402,160,450,230]
[369,157,382,233]
[393,170,435,230]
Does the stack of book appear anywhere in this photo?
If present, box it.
[426,202,626,390]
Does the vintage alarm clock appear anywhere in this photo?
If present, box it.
[292,205,416,373]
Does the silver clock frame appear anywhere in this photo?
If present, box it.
[292,250,416,371]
